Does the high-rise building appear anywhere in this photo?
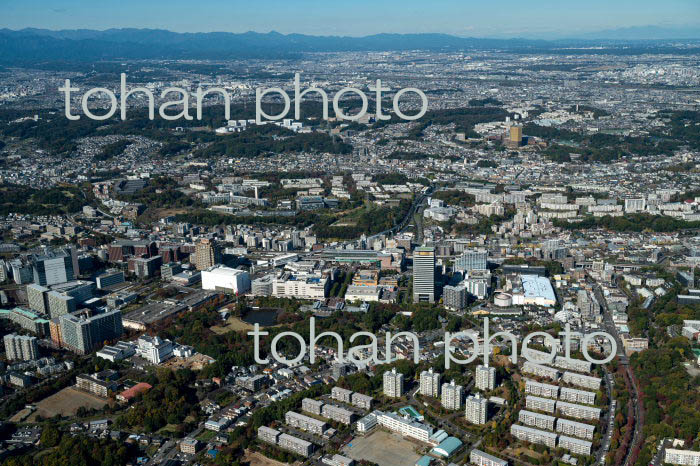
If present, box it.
[441,380,463,410]
[26,284,49,313]
[96,270,125,289]
[413,246,435,303]
[59,309,123,354]
[443,283,468,310]
[419,367,441,397]
[455,248,488,273]
[194,238,222,271]
[3,334,39,361]
[475,364,496,391]
[383,368,404,398]
[507,125,523,147]
[30,249,75,286]
[465,393,488,424]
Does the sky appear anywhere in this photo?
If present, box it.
[1,0,699,38]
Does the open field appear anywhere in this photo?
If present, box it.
[210,316,254,334]
[243,450,290,466]
[343,430,422,466]
[25,387,109,422]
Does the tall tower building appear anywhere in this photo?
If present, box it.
[475,364,497,391]
[194,238,222,271]
[31,249,74,286]
[413,246,435,303]
[465,393,488,424]
[419,368,441,397]
[441,380,464,410]
[383,368,404,398]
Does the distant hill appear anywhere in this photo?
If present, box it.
[0,28,698,64]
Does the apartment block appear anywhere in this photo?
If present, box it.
[470,449,508,466]
[278,433,314,458]
[556,418,595,440]
[559,387,596,405]
[465,394,488,424]
[383,368,404,398]
[665,449,700,466]
[558,435,593,456]
[475,364,497,391]
[302,398,325,415]
[321,404,356,425]
[555,401,601,421]
[351,392,373,410]
[510,424,557,448]
[518,409,555,431]
[441,380,463,410]
[285,411,327,435]
[561,371,601,390]
[522,361,559,381]
[331,386,353,403]
[524,379,559,399]
[420,368,441,397]
[525,395,556,414]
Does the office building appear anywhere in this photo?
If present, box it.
[96,270,125,290]
[510,424,557,448]
[194,238,222,270]
[59,309,123,354]
[201,265,251,294]
[3,334,39,361]
[285,411,327,435]
[383,368,404,398]
[413,246,435,303]
[440,380,463,411]
[465,393,488,424]
[419,368,441,397]
[518,410,556,431]
[556,418,595,440]
[31,250,74,286]
[470,449,508,466]
[475,365,496,391]
[558,435,592,456]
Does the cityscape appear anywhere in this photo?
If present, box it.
[0,3,699,466]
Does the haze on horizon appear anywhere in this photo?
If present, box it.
[2,0,700,39]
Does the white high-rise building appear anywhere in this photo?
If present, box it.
[465,393,488,424]
[383,368,404,398]
[441,380,463,410]
[3,334,39,361]
[419,368,441,397]
[475,364,496,391]
[413,246,435,303]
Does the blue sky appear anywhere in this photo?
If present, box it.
[1,0,699,37]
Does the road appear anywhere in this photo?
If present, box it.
[594,282,643,466]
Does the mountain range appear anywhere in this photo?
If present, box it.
[0,27,699,64]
